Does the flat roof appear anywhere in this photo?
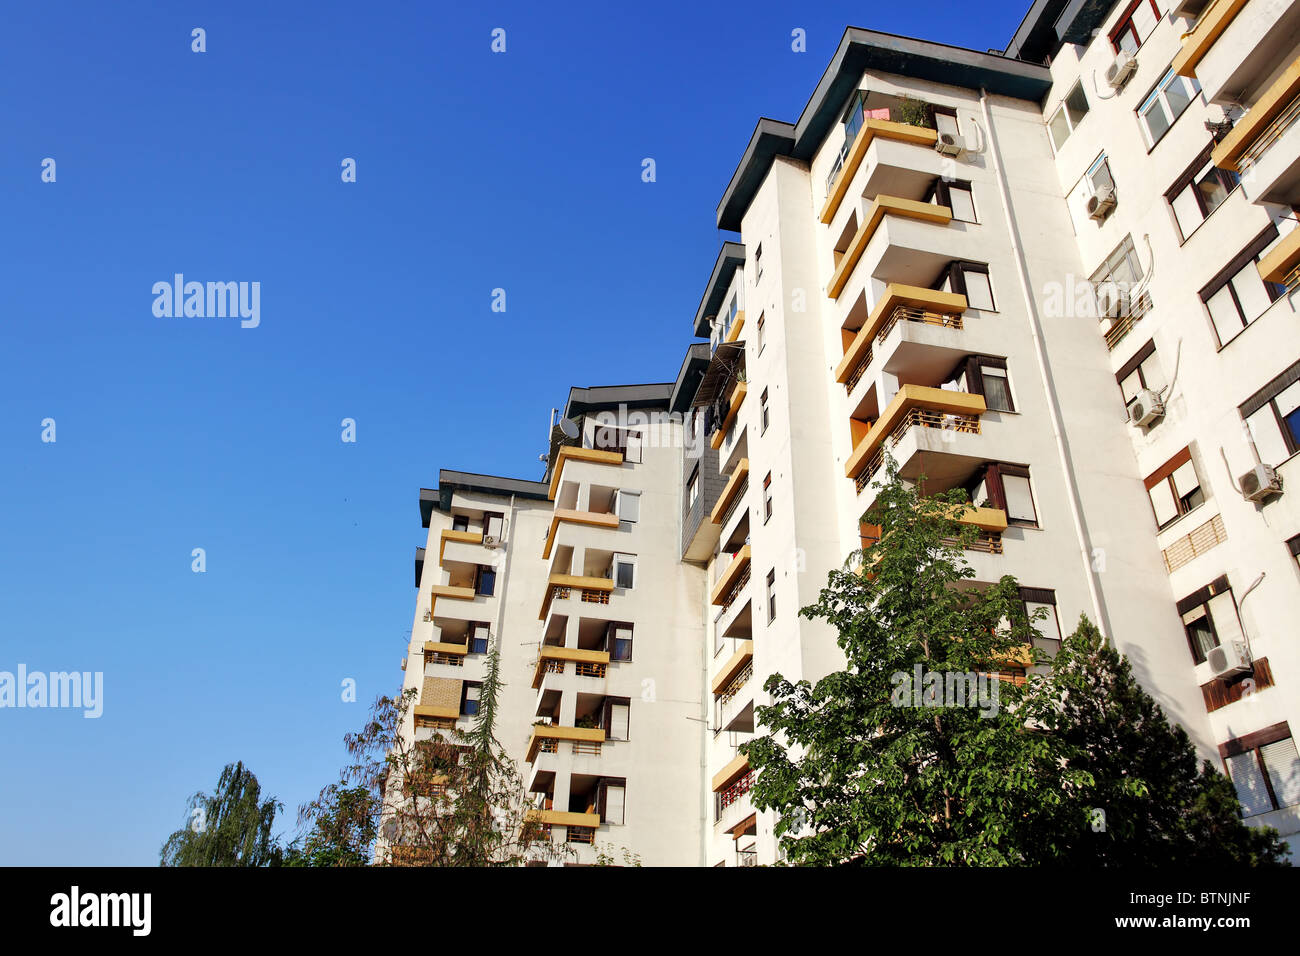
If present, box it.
[716,26,1053,231]
[419,472,550,526]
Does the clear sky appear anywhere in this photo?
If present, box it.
[0,0,1027,864]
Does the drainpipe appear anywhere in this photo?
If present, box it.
[492,494,517,655]
[978,89,1114,640]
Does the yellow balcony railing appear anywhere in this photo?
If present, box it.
[845,385,986,490]
[438,529,482,562]
[1211,56,1300,171]
[1258,228,1300,287]
[547,446,624,500]
[711,640,754,695]
[835,284,967,388]
[542,509,621,559]
[1172,0,1251,78]
[710,458,750,525]
[710,381,748,450]
[710,545,752,607]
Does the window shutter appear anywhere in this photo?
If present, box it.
[963,356,985,397]
[983,464,1007,511]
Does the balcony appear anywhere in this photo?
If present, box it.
[710,545,752,608]
[531,646,610,690]
[1101,292,1155,351]
[827,196,953,300]
[1172,0,1251,80]
[1176,0,1300,106]
[939,506,1009,555]
[836,285,967,393]
[822,119,940,224]
[438,528,482,562]
[548,446,624,500]
[713,753,755,831]
[845,385,986,493]
[538,573,614,621]
[429,584,477,620]
[526,725,606,763]
[710,458,750,527]
[710,380,748,450]
[713,641,755,733]
[1258,227,1300,288]
[526,809,602,829]
[542,509,621,559]
[1215,58,1300,207]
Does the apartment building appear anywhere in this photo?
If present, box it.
[393,0,1300,865]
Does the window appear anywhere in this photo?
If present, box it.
[947,355,1014,412]
[1138,67,1200,148]
[1069,154,1117,230]
[593,425,643,463]
[607,623,633,662]
[929,179,977,223]
[462,683,481,717]
[1115,340,1166,413]
[1166,143,1239,240]
[598,778,627,825]
[1110,0,1161,54]
[1144,447,1204,529]
[933,106,959,139]
[1240,357,1300,465]
[969,464,1037,527]
[615,489,640,523]
[1222,724,1300,817]
[1177,576,1244,665]
[483,512,504,540]
[936,261,995,312]
[687,468,699,510]
[1047,81,1090,151]
[452,514,469,532]
[475,565,496,596]
[1091,235,1147,319]
[1019,587,1062,657]
[755,244,763,280]
[603,699,630,741]
[760,388,770,434]
[469,622,490,655]
[1201,226,1288,346]
[612,553,636,590]
[756,312,766,354]
[1289,535,1300,570]
[763,472,773,523]
[765,569,776,623]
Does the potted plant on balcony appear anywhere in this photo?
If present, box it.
[895,96,933,130]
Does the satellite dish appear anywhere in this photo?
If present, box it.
[559,418,579,439]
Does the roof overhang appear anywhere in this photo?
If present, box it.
[420,471,550,526]
[716,27,1053,231]
[693,242,747,337]
[671,342,713,413]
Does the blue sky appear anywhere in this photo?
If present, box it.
[0,0,1026,864]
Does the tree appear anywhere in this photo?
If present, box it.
[1024,614,1288,866]
[283,785,377,867]
[160,761,283,867]
[305,645,567,866]
[743,459,1084,865]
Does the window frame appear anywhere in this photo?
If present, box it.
[607,622,634,662]
[929,178,977,224]
[760,388,770,435]
[1046,80,1090,152]
[615,489,640,523]
[1239,356,1300,462]
[763,472,773,523]
[1200,224,1288,347]
[765,569,776,624]
[1143,446,1205,531]
[1220,722,1300,816]
[935,261,996,312]
[1137,66,1201,149]
[612,552,636,590]
[1177,576,1240,665]
[1115,339,1165,412]
[1164,142,1240,242]
[1109,0,1162,55]
[474,564,496,596]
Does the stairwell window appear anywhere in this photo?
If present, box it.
[615,489,640,523]
[1240,358,1300,465]
[947,356,1014,411]
[1110,0,1161,54]
[765,569,777,624]
[760,388,770,435]
[1138,67,1201,148]
[1222,724,1300,816]
[607,623,633,662]
[928,179,976,223]
[1047,81,1090,152]
[1201,226,1288,346]
[1177,576,1243,665]
[1145,447,1204,530]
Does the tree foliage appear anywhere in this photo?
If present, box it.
[160,761,283,867]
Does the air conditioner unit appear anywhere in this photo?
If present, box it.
[1087,185,1117,221]
[1239,462,1282,501]
[1106,52,1138,90]
[1207,640,1252,679]
[934,133,966,156]
[400,656,407,671]
[1128,389,1164,427]
[483,535,504,549]
[1096,285,1123,319]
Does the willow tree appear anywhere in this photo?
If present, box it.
[160,761,283,866]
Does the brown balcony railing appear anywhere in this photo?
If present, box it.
[940,531,1004,554]
[843,306,963,395]
[854,407,982,493]
[572,740,602,756]
[574,661,607,678]
[426,652,464,667]
[1238,89,1300,174]
[844,343,874,394]
[719,477,749,528]
[720,564,752,612]
[1102,292,1153,351]
[538,738,559,754]
[718,660,754,708]
[541,658,564,676]
[567,826,596,845]
[581,589,610,604]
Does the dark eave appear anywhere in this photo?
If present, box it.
[1005,0,1073,61]
[1052,0,1122,48]
[420,472,550,526]
[716,27,1053,231]
[563,383,674,419]
[692,241,747,338]
[671,343,713,413]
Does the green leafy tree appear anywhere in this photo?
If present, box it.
[1024,614,1288,866]
[160,761,283,867]
[744,460,1082,865]
[283,785,377,867]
